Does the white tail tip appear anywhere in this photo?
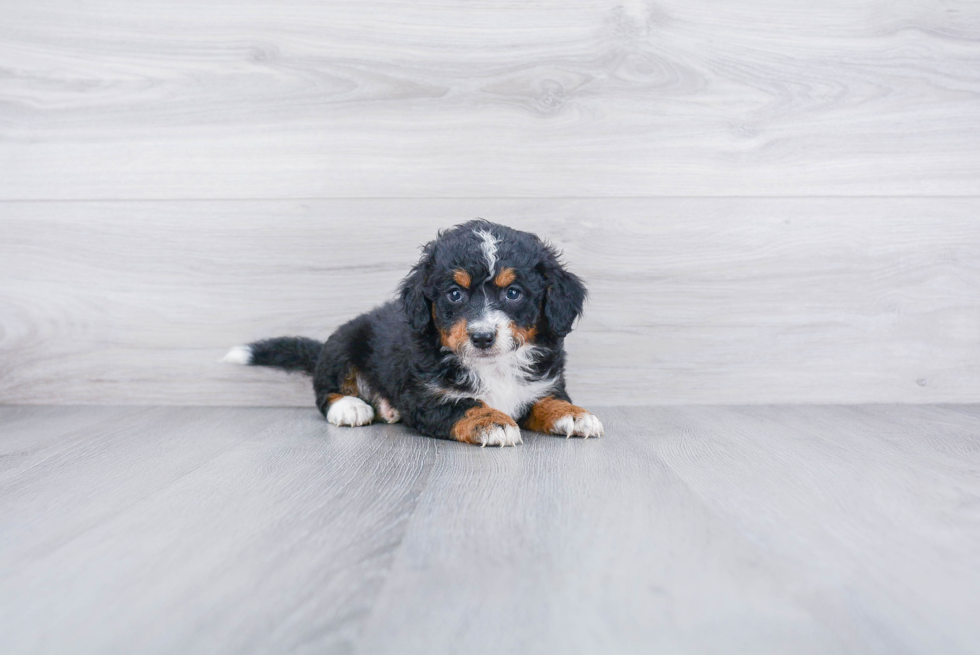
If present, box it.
[221,345,253,365]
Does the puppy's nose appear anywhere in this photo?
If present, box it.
[469,330,496,350]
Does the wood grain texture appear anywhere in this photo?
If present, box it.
[2,1,980,199]
[1,198,978,406]
[0,406,436,654]
[1,405,979,654]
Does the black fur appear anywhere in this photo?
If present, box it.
[248,337,323,375]
[235,220,589,441]
[540,246,587,338]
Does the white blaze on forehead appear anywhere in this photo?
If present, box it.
[473,228,499,274]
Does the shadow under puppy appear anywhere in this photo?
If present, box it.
[224,219,603,446]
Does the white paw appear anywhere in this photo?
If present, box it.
[326,396,375,427]
[476,423,523,448]
[375,397,401,424]
[552,412,604,438]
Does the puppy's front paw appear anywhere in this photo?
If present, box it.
[326,395,375,427]
[524,397,604,439]
[452,405,523,447]
[478,423,523,447]
[552,412,604,439]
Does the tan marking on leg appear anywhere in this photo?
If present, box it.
[440,318,468,351]
[494,267,516,287]
[327,393,345,405]
[523,396,588,433]
[451,404,519,444]
[339,367,360,396]
[511,322,537,345]
[453,269,472,288]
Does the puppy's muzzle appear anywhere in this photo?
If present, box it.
[468,329,496,350]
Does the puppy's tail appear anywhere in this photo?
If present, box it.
[222,337,323,375]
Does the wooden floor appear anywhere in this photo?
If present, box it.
[1,405,978,654]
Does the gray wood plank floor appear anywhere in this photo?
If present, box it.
[1,405,978,654]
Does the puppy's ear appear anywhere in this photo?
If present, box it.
[541,245,587,337]
[399,242,435,333]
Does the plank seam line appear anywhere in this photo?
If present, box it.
[2,195,980,203]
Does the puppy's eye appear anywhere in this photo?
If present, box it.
[447,289,464,303]
[505,287,523,301]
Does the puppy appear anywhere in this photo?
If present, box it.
[224,219,603,447]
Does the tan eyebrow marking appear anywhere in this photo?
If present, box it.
[494,267,516,287]
[453,269,471,288]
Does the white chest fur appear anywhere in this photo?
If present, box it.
[459,348,556,418]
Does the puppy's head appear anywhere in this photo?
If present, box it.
[399,220,586,360]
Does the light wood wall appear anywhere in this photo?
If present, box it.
[1,1,978,406]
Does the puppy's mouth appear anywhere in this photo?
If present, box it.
[459,338,515,362]
[467,348,504,359]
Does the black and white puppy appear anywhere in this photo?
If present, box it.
[224,219,603,447]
